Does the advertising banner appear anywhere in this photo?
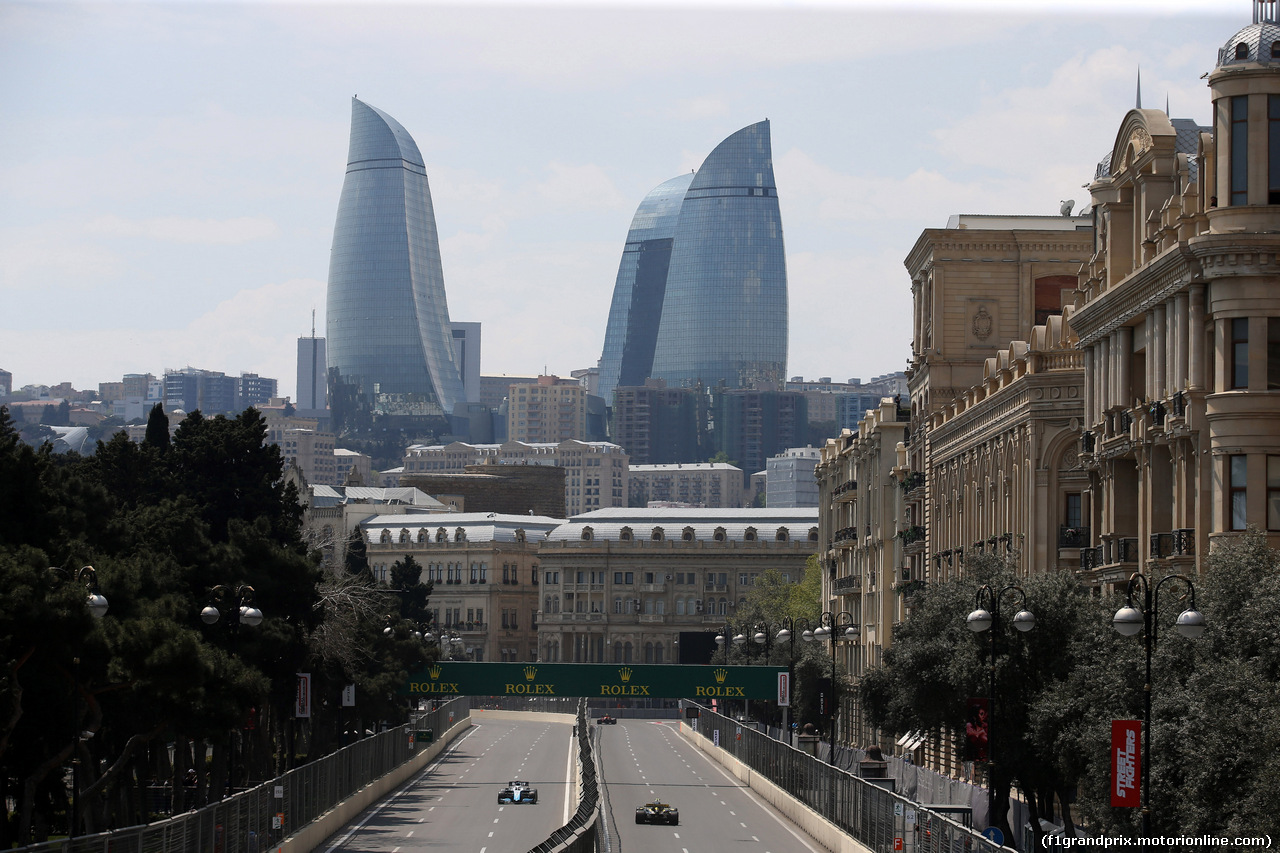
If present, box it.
[402,661,787,700]
[1111,719,1141,807]
[295,673,311,718]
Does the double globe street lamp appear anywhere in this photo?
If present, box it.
[809,611,858,765]
[1111,572,1205,837]
[200,585,264,797]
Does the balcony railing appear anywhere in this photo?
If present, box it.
[832,575,860,594]
[898,471,925,493]
[1058,526,1090,548]
[834,527,858,546]
[896,526,925,545]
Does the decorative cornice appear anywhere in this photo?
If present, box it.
[1071,244,1200,345]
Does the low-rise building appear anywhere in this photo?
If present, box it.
[628,463,744,508]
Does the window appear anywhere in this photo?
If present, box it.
[576,571,585,583]
[625,571,634,584]
[614,597,623,614]
[676,599,686,615]
[502,565,510,584]
[1232,317,1250,388]
[1232,95,1249,206]
[1230,454,1248,530]
[1236,42,1250,60]
[614,571,623,584]
[739,572,749,586]
[532,566,539,585]
[1271,96,1280,204]
[1065,493,1083,529]
[1270,319,1280,389]
[644,572,655,584]
[1270,457,1280,531]
[470,564,479,583]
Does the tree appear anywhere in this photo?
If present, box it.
[144,404,169,451]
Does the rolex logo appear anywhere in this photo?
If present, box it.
[524,666,538,681]
[618,667,633,683]
[713,668,728,684]
[428,664,442,679]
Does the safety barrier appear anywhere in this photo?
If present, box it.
[527,698,600,853]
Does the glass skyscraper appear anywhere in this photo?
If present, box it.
[597,173,693,405]
[326,98,464,426]
[599,121,788,402]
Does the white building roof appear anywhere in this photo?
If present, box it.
[361,512,565,544]
[547,507,818,544]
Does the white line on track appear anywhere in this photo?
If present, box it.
[322,724,480,853]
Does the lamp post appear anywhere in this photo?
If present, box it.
[965,584,1035,837]
[200,585,264,798]
[1112,572,1205,837]
[774,618,809,742]
[50,566,108,840]
[806,610,857,765]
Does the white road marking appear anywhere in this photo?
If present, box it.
[406,830,414,837]
[488,832,494,837]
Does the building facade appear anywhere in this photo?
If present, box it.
[628,463,744,508]
[403,439,629,516]
[535,508,818,664]
[326,98,465,426]
[816,397,910,747]
[765,446,823,508]
[296,335,328,412]
[361,513,561,663]
[1070,9,1280,585]
[598,175,694,405]
[610,380,705,465]
[507,375,588,444]
[709,388,808,482]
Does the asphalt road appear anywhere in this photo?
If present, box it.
[322,712,577,853]
[595,719,826,853]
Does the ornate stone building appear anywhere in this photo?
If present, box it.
[1071,5,1280,587]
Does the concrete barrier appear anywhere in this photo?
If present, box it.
[472,709,577,725]
[678,722,873,853]
[281,716,473,853]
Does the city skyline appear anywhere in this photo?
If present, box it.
[0,0,1240,397]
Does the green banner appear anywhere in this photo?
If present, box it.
[403,661,787,701]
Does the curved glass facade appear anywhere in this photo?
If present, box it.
[326,98,464,422]
[650,121,788,390]
[597,173,693,405]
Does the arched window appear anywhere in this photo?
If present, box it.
[620,526,633,541]
[581,526,594,541]
[808,527,820,542]
[455,527,466,542]
[644,642,654,663]
[718,597,728,615]
[436,528,447,543]
[624,642,633,663]
[1272,40,1280,59]
[651,527,664,541]
[775,527,789,541]
[676,599,686,615]
[379,529,391,544]
[613,642,623,662]
[1236,42,1250,60]
[682,526,695,541]
[654,642,664,663]
[515,528,526,543]
[744,527,757,541]
[417,528,427,544]
[399,528,410,544]
[687,597,697,615]
[713,527,727,542]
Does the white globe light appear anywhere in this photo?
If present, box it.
[754,631,766,645]
[966,608,993,633]
[777,628,791,642]
[1012,609,1036,633]
[1175,608,1206,639]
[802,630,814,642]
[240,606,264,628]
[201,605,220,626]
[1112,605,1144,636]
[87,593,109,619]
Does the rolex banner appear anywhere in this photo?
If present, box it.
[403,662,787,701]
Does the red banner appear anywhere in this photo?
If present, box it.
[1111,720,1141,807]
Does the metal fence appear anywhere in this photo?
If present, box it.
[15,697,471,853]
[685,702,1007,853]
[527,699,599,853]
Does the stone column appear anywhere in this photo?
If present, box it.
[1118,327,1133,410]
[1188,284,1205,391]
[1153,302,1167,399]
[1174,292,1189,391]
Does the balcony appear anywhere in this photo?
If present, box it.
[1058,526,1090,548]
[638,614,665,624]
[1151,528,1196,558]
[898,471,925,496]
[832,575,860,595]
[833,527,857,548]
[833,479,858,502]
[897,526,925,546]
[639,583,666,593]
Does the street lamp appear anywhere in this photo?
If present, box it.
[966,583,1035,838]
[774,618,809,740]
[200,585,264,798]
[805,610,858,765]
[49,566,108,840]
[1112,572,1204,837]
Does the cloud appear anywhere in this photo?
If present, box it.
[0,225,126,290]
[532,162,629,212]
[86,215,281,245]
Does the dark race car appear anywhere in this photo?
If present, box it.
[597,714,617,725]
[497,780,539,804]
[635,801,679,825]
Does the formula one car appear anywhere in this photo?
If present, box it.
[498,781,538,804]
[635,802,679,825]
[597,714,617,725]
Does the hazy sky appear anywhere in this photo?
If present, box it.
[0,0,1243,400]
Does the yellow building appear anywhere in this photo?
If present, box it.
[507,375,588,444]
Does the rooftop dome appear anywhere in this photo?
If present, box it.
[1216,20,1280,68]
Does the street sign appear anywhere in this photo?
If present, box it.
[342,683,356,707]
[894,802,903,816]
[777,672,791,706]
[983,827,1005,846]
[713,729,721,747]
[905,808,916,825]
[1111,720,1141,807]
[402,662,787,700]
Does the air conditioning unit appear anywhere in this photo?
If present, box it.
[665,574,673,580]
[695,600,703,612]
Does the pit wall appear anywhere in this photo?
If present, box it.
[678,721,873,853]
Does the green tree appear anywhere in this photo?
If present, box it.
[144,404,170,451]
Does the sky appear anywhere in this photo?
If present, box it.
[0,0,1245,401]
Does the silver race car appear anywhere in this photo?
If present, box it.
[498,780,539,804]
